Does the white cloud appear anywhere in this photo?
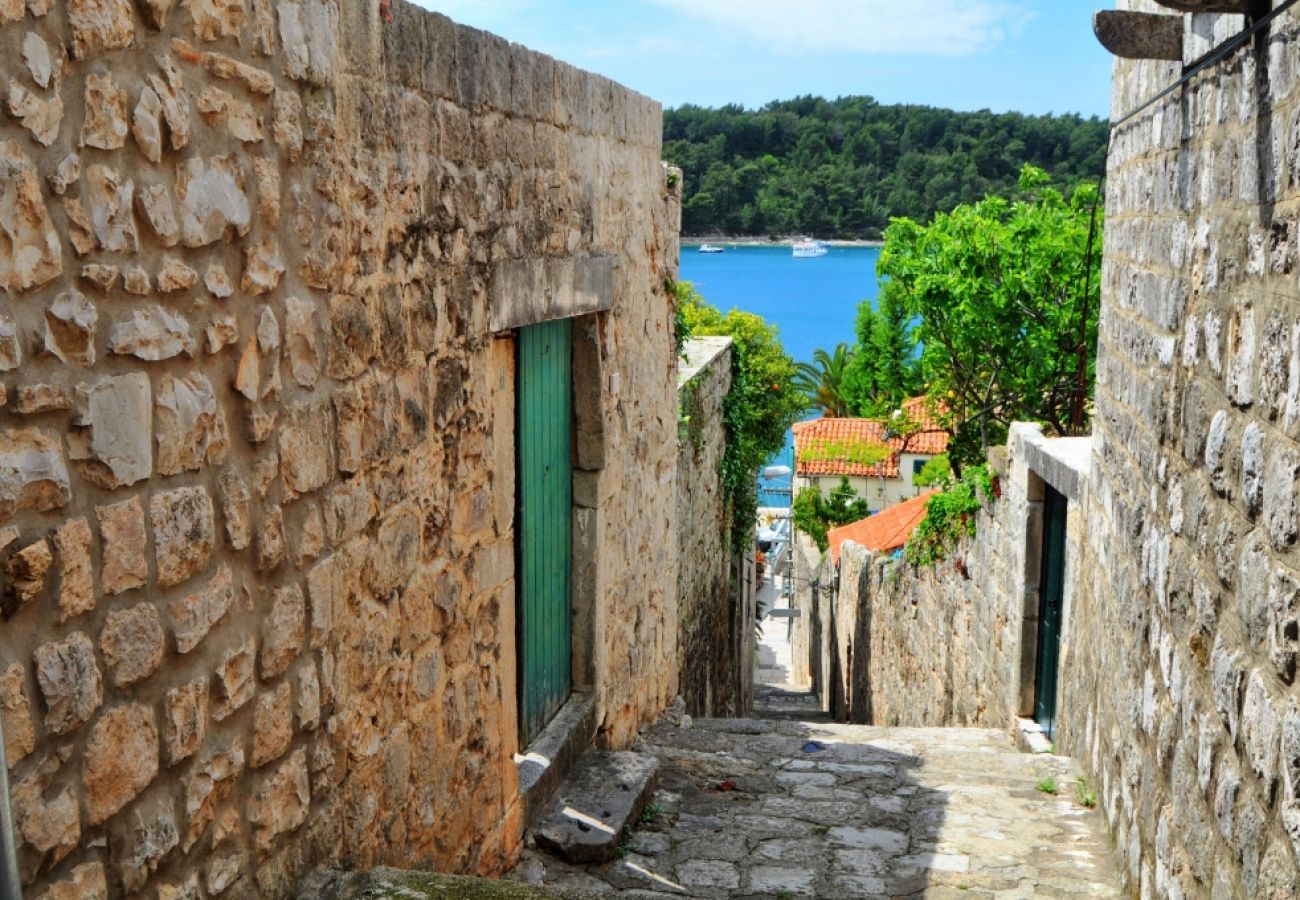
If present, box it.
[646,0,1032,57]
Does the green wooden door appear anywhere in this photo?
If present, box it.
[1034,485,1067,739]
[517,318,573,745]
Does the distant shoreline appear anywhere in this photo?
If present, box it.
[684,235,885,248]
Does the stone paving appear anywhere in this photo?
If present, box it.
[513,687,1126,898]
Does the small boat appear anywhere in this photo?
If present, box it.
[698,243,725,253]
[792,239,828,258]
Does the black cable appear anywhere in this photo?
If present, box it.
[1112,0,1299,130]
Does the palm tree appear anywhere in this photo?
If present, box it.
[794,343,855,416]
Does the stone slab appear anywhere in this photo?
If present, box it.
[518,691,597,826]
[533,751,659,864]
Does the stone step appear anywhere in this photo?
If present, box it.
[531,751,659,864]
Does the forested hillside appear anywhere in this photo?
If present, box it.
[663,96,1108,238]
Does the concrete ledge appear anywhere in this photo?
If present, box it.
[1015,425,1092,502]
[677,337,732,385]
[517,692,597,826]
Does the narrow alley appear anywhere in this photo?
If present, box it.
[508,574,1126,898]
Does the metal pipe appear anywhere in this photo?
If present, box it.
[0,713,20,900]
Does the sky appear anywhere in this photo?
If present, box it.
[410,1,1114,119]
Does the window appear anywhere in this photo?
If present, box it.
[912,459,926,476]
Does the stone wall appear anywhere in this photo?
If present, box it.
[793,4,1300,893]
[674,337,751,717]
[0,2,680,897]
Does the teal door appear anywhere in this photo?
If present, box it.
[517,318,573,745]
[1034,485,1067,738]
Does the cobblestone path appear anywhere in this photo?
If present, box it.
[516,688,1126,898]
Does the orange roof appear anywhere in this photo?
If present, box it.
[793,398,950,479]
[828,491,936,565]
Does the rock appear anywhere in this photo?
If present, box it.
[252,156,280,226]
[206,315,239,353]
[247,748,310,852]
[272,89,304,159]
[64,197,96,255]
[1241,670,1281,795]
[53,517,95,623]
[251,682,292,767]
[148,55,191,150]
[33,863,108,900]
[163,676,208,764]
[218,470,252,550]
[261,584,305,679]
[7,79,63,146]
[205,261,234,298]
[80,72,129,149]
[280,401,335,497]
[151,486,214,587]
[200,47,275,94]
[123,265,151,294]
[213,638,255,720]
[138,0,176,28]
[96,497,148,594]
[1228,301,1257,407]
[183,742,244,851]
[234,336,261,401]
[156,875,202,900]
[1,663,35,766]
[6,539,52,607]
[278,0,334,85]
[250,0,275,53]
[137,182,181,246]
[196,84,230,117]
[0,429,71,523]
[80,263,120,291]
[257,504,286,570]
[100,602,165,687]
[115,800,179,892]
[49,153,80,196]
[156,371,230,475]
[1270,568,1300,682]
[68,373,152,489]
[0,140,62,291]
[169,564,234,654]
[34,631,102,735]
[108,305,196,360]
[22,32,53,88]
[306,556,337,646]
[0,314,19,370]
[188,0,245,41]
[132,85,164,163]
[11,773,79,864]
[44,290,97,366]
[83,163,138,253]
[1265,447,1300,549]
[298,664,320,731]
[83,703,160,825]
[197,86,262,142]
[68,0,136,58]
[285,296,321,388]
[13,384,73,415]
[534,752,660,863]
[177,155,250,247]
[290,502,326,567]
[242,239,285,294]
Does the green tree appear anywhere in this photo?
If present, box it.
[843,280,920,417]
[677,282,806,552]
[794,344,855,416]
[792,477,872,552]
[878,165,1102,470]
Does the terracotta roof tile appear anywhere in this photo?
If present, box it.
[793,398,950,478]
[828,491,936,565]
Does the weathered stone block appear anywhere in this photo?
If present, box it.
[213,637,255,721]
[80,72,129,149]
[83,703,159,825]
[101,602,165,687]
[257,504,287,571]
[297,663,320,731]
[0,141,62,292]
[69,373,152,489]
[34,631,102,735]
[44,291,98,366]
[114,799,179,892]
[5,537,51,607]
[280,400,335,496]
[170,564,234,654]
[108,305,196,361]
[68,0,135,58]
[151,486,215,587]
[32,862,108,900]
[1240,670,1282,796]
[261,584,305,679]
[53,518,94,623]
[162,675,207,765]
[1,663,35,766]
[183,742,244,851]
[156,371,230,475]
[96,496,148,595]
[0,428,70,522]
[176,155,250,247]
[12,771,79,865]
[251,682,292,767]
[247,748,310,853]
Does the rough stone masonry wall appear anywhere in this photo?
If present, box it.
[0,2,679,898]
[674,339,741,717]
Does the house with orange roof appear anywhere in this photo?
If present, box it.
[826,491,935,566]
[792,397,950,513]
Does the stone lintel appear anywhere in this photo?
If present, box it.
[1093,10,1185,60]
[1015,424,1092,502]
[490,256,616,333]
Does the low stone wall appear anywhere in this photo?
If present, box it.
[674,338,751,717]
[0,1,680,897]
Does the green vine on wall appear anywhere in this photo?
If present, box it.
[904,464,997,566]
[678,375,705,451]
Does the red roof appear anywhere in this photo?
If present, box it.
[828,491,936,565]
[793,398,950,479]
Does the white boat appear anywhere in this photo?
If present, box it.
[792,239,828,258]
[698,243,725,253]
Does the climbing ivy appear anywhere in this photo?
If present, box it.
[904,464,997,566]
[675,281,804,553]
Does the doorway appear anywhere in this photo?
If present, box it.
[1033,484,1067,738]
[517,317,573,745]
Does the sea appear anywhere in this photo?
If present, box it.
[678,243,883,507]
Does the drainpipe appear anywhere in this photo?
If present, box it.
[0,716,20,900]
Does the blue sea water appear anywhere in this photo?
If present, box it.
[679,244,883,507]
